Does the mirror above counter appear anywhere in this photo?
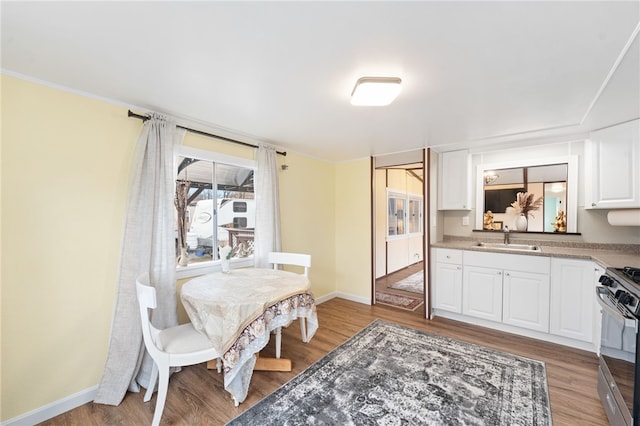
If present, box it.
[475,156,578,233]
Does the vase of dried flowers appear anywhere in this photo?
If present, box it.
[506,192,544,231]
[515,214,528,231]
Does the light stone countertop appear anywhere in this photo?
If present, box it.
[431,237,640,269]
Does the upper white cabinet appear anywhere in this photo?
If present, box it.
[586,119,640,209]
[438,150,471,210]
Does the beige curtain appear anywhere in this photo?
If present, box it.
[253,144,282,267]
[94,113,185,405]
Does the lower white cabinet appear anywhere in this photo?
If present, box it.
[431,247,599,351]
[462,266,503,322]
[433,248,463,313]
[550,258,596,343]
[503,270,550,333]
[434,263,463,313]
[462,265,550,332]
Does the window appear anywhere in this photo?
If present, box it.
[175,147,256,271]
[476,157,577,233]
[388,193,406,236]
[387,190,423,238]
[408,196,422,234]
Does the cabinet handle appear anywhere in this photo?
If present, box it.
[497,271,502,275]
[457,266,462,270]
[446,255,451,259]
[592,203,597,207]
[505,272,510,276]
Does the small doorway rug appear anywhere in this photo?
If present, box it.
[227,319,551,425]
[375,290,424,311]
[388,270,424,293]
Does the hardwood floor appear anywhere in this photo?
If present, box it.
[375,262,426,315]
[41,297,608,425]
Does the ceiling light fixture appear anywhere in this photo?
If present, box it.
[350,77,402,106]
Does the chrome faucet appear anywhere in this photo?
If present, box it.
[503,226,510,245]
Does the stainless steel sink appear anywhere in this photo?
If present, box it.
[474,242,542,252]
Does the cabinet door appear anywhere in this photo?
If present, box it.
[586,119,640,209]
[503,270,550,332]
[463,266,503,322]
[434,262,462,313]
[438,150,471,210]
[593,263,605,353]
[550,258,595,343]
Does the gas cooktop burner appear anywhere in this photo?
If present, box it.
[619,267,640,284]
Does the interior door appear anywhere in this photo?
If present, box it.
[372,150,427,317]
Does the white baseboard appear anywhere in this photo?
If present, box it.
[315,291,370,306]
[1,385,97,426]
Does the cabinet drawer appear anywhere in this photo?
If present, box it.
[463,250,550,273]
[436,248,462,264]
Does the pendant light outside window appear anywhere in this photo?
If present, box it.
[350,77,402,106]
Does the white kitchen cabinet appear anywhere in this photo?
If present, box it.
[503,270,550,332]
[463,250,550,328]
[550,258,596,343]
[585,119,640,209]
[433,248,463,313]
[463,265,503,322]
[438,150,471,210]
[593,263,605,353]
[431,247,600,352]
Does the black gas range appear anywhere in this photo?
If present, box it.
[601,266,640,314]
[597,266,640,426]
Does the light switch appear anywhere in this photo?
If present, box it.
[462,216,469,226]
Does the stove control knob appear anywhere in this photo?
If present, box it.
[599,275,614,287]
[619,293,634,305]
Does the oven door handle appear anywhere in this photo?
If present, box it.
[595,286,638,331]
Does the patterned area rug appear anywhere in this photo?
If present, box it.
[227,319,552,425]
[388,271,424,293]
[375,290,424,311]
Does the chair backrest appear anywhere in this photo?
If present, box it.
[136,274,163,359]
[267,252,311,277]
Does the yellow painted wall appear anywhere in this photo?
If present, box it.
[279,153,336,298]
[1,75,345,422]
[1,75,141,420]
[335,159,371,299]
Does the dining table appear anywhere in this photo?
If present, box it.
[180,267,318,405]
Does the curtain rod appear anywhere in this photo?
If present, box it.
[127,110,286,156]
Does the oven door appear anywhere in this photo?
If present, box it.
[596,286,638,426]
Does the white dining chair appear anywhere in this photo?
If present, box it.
[267,252,312,358]
[136,273,221,426]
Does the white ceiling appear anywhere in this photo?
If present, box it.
[2,1,639,162]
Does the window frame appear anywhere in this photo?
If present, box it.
[175,146,257,279]
[386,189,423,241]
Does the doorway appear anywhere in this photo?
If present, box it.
[372,150,427,317]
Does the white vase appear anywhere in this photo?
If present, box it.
[178,246,189,266]
[221,258,230,273]
[515,214,528,231]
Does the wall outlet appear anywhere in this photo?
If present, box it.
[462,216,469,226]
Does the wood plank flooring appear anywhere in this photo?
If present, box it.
[375,262,426,315]
[41,297,608,425]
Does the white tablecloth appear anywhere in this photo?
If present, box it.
[181,268,318,403]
